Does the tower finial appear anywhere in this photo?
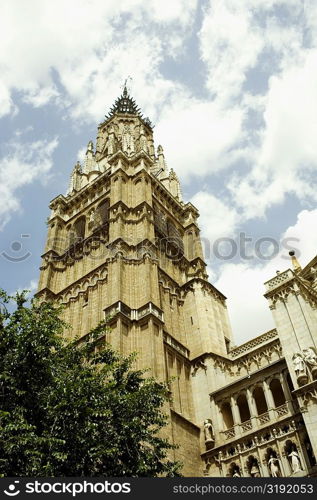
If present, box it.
[122,76,132,96]
[289,250,302,272]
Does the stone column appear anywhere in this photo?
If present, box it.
[258,447,269,477]
[211,398,221,444]
[280,372,294,413]
[275,439,287,477]
[298,431,312,473]
[247,388,258,428]
[230,396,241,436]
[282,449,292,477]
[263,379,275,419]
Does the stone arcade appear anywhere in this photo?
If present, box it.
[37,87,317,477]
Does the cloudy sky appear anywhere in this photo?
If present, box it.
[1,0,317,344]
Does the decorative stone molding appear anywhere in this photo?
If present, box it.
[104,300,164,324]
[191,359,207,376]
[164,332,189,359]
[265,272,317,310]
[269,284,297,308]
[234,341,282,375]
[213,356,235,377]
[181,277,226,305]
[205,417,302,463]
[300,388,317,408]
[110,200,153,225]
[55,265,108,304]
[230,329,278,358]
[265,270,294,291]
[294,381,317,411]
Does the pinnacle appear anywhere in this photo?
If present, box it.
[105,87,154,129]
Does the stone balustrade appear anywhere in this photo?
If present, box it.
[220,405,292,441]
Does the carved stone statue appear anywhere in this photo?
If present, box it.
[303,347,317,367]
[122,124,135,154]
[289,449,301,473]
[204,419,214,443]
[292,353,305,374]
[268,455,281,477]
[250,461,261,477]
[232,467,241,477]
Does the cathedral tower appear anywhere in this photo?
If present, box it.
[37,87,234,476]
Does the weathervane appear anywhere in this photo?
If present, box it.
[121,76,133,95]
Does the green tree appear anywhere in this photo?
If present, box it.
[0,290,181,477]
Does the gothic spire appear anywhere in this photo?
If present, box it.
[105,85,153,129]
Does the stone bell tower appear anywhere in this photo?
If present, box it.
[37,86,234,476]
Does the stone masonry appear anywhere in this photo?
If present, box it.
[37,88,317,477]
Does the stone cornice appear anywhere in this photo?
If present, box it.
[209,358,285,398]
[164,331,190,359]
[264,269,294,293]
[152,181,184,216]
[292,379,317,411]
[52,169,111,209]
[182,277,227,302]
[229,329,278,358]
[104,300,164,325]
[98,111,154,134]
[48,261,108,301]
[264,270,317,309]
[34,287,56,300]
[50,162,200,226]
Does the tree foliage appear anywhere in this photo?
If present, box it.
[0,290,181,477]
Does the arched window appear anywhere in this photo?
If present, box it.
[73,216,86,241]
[89,199,109,231]
[237,393,251,422]
[166,219,184,257]
[97,199,109,226]
[253,386,268,415]
[221,402,234,429]
[270,379,286,407]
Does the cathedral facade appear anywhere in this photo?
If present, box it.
[37,88,317,477]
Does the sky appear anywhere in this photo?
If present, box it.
[1,0,317,345]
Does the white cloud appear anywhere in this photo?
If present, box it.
[214,209,317,344]
[16,279,38,296]
[228,49,317,219]
[155,96,245,180]
[0,138,58,229]
[0,0,198,122]
[197,0,317,221]
[282,209,317,265]
[77,147,86,163]
[199,1,264,103]
[23,86,60,108]
[190,191,239,243]
[0,81,14,118]
[215,261,275,345]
